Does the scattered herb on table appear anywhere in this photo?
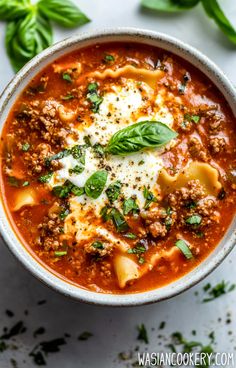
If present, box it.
[0,0,90,72]
[141,0,236,46]
[202,280,236,302]
[137,324,149,344]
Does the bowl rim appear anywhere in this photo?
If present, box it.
[1,27,236,306]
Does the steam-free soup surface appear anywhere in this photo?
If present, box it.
[1,43,236,293]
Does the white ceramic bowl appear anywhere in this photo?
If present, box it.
[1,28,236,306]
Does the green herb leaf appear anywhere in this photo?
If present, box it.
[104,54,115,62]
[106,121,177,156]
[38,172,53,183]
[201,0,236,45]
[101,207,129,232]
[141,0,200,12]
[21,142,30,151]
[85,170,108,199]
[127,245,146,254]
[22,181,30,187]
[54,251,67,257]
[87,83,103,113]
[52,180,84,198]
[62,94,75,100]
[8,176,19,187]
[123,232,137,239]
[38,0,90,28]
[62,72,72,83]
[69,165,84,175]
[123,197,139,215]
[93,143,105,157]
[175,239,193,259]
[0,0,30,21]
[184,113,200,124]
[92,241,104,250]
[105,181,122,203]
[6,12,52,72]
[59,208,70,220]
[137,324,149,344]
[143,186,157,209]
[203,280,236,302]
[185,214,202,226]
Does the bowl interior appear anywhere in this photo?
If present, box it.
[1,28,236,306]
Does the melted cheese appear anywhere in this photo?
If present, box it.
[50,78,176,244]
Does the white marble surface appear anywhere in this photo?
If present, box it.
[0,1,236,367]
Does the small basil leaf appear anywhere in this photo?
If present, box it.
[175,239,193,259]
[141,0,200,12]
[105,181,122,203]
[123,197,139,215]
[143,186,157,209]
[109,208,129,232]
[201,0,236,45]
[185,214,202,226]
[106,121,177,156]
[92,241,104,250]
[85,170,108,199]
[0,0,30,21]
[87,83,103,113]
[38,0,90,28]
[38,172,53,183]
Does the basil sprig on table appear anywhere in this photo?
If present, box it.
[141,0,236,45]
[106,121,177,156]
[0,0,90,72]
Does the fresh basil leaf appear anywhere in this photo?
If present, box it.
[52,180,83,198]
[123,197,139,215]
[71,186,84,197]
[141,0,200,12]
[124,232,137,239]
[38,172,53,183]
[104,54,115,63]
[175,239,193,259]
[93,143,105,157]
[0,0,30,21]
[106,121,177,156]
[105,181,122,203]
[201,0,236,45]
[8,176,19,187]
[62,94,75,101]
[143,186,157,209]
[62,72,72,83]
[109,208,129,232]
[92,241,104,250]
[54,251,67,257]
[38,0,90,28]
[127,245,146,254]
[185,214,202,226]
[69,165,84,175]
[45,149,70,166]
[21,142,30,151]
[59,208,70,220]
[6,12,52,72]
[87,83,103,113]
[85,170,108,199]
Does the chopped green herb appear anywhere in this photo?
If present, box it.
[184,200,197,209]
[85,170,108,199]
[62,94,75,100]
[104,54,115,63]
[54,251,67,257]
[83,136,92,146]
[175,239,193,259]
[59,208,70,220]
[62,72,72,83]
[93,143,105,157]
[105,181,122,203]
[137,324,148,344]
[128,243,146,263]
[143,186,157,209]
[69,165,84,175]
[123,197,139,215]
[78,332,93,341]
[71,186,84,197]
[203,280,236,302]
[184,113,200,124]
[101,206,129,232]
[185,214,202,226]
[92,241,104,250]
[8,176,19,187]
[39,172,53,183]
[45,149,70,167]
[87,82,103,113]
[22,181,30,187]
[22,142,31,152]
[123,232,137,239]
[52,181,74,198]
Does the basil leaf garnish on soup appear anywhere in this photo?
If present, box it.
[175,239,193,260]
[85,170,108,199]
[106,121,177,156]
[105,181,122,203]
